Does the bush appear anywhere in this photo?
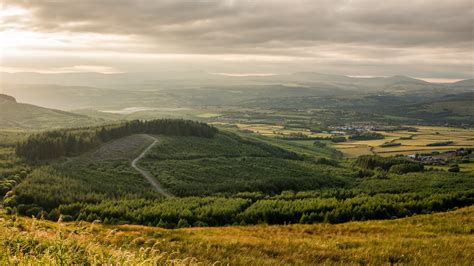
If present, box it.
[427,141,453,147]
[314,157,339,166]
[355,155,407,171]
[448,165,460,173]
[389,163,424,174]
[330,136,346,143]
[380,142,401,148]
[349,132,384,140]
[177,219,190,228]
[25,207,43,218]
[59,215,74,222]
[313,141,326,148]
[357,169,374,178]
[47,209,60,221]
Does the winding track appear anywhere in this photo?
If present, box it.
[131,135,172,198]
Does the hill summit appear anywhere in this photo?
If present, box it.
[0,95,102,129]
[0,94,16,103]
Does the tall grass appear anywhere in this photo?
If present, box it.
[1,206,473,265]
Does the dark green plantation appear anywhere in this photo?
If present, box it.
[52,190,473,227]
[15,119,217,160]
[139,133,347,196]
[3,122,474,228]
[0,148,30,198]
[140,157,347,196]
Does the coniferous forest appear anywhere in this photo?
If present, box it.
[15,119,217,160]
[4,126,474,228]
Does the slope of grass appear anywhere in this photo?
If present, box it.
[242,132,343,159]
[0,206,472,265]
[0,96,103,129]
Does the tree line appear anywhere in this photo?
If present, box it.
[7,190,473,228]
[355,155,423,173]
[15,119,218,160]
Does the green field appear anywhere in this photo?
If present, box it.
[330,126,474,157]
[210,121,474,159]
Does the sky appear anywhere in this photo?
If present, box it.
[1,0,473,82]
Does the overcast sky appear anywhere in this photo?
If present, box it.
[1,0,473,82]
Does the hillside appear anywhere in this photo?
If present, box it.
[2,72,472,111]
[138,132,349,196]
[239,90,474,125]
[5,126,473,228]
[6,130,351,209]
[0,205,472,265]
[0,94,102,129]
[416,92,474,117]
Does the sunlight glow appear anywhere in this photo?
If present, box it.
[0,5,27,18]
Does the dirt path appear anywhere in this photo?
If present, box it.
[131,135,172,198]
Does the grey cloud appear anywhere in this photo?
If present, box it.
[5,0,473,52]
[2,0,473,79]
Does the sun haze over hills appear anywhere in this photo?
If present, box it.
[0,0,473,265]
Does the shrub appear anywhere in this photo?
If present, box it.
[427,141,453,147]
[448,165,460,173]
[380,142,401,148]
[59,215,74,222]
[177,219,190,228]
[349,132,384,140]
[389,163,424,174]
[355,155,406,171]
[47,209,60,221]
[25,207,43,218]
[330,136,346,143]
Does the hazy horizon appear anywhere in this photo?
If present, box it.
[0,70,471,84]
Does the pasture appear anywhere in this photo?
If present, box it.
[218,123,474,158]
[232,123,331,138]
[333,126,474,157]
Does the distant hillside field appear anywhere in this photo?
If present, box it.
[331,125,474,158]
[0,205,472,265]
[0,94,102,129]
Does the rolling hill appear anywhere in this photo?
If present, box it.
[2,72,472,111]
[0,94,103,129]
[5,122,473,228]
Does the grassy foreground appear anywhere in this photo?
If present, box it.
[1,206,473,265]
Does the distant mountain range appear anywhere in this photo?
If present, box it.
[0,71,472,112]
[1,71,471,88]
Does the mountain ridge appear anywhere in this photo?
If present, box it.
[2,71,471,86]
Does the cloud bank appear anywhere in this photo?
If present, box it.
[1,0,473,80]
